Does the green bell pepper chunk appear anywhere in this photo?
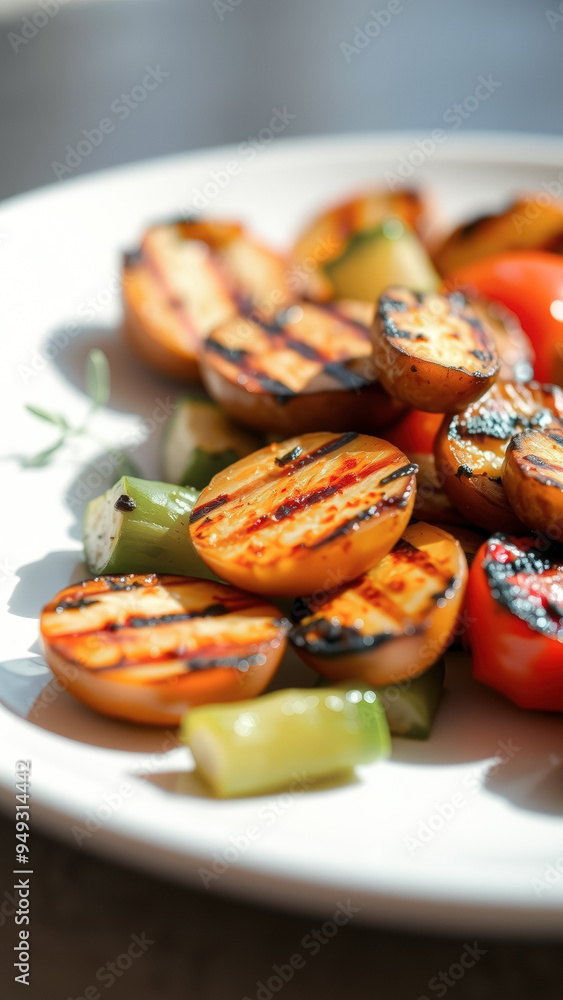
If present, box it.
[181,685,391,798]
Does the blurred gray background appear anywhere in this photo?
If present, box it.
[2,1,563,997]
[0,0,562,202]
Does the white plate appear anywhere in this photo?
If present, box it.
[3,132,563,936]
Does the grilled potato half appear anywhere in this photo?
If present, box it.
[199,300,404,435]
[290,188,431,301]
[371,288,500,412]
[503,423,563,537]
[291,522,467,686]
[470,298,535,383]
[434,380,563,532]
[189,432,417,597]
[122,220,291,381]
[434,195,563,276]
[40,574,289,725]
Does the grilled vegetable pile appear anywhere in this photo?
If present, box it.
[36,181,563,797]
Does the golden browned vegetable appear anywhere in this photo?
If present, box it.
[189,432,417,597]
[502,423,563,537]
[122,220,291,381]
[199,300,404,435]
[291,522,467,685]
[434,195,563,276]
[469,298,535,383]
[40,575,289,725]
[434,380,563,532]
[371,287,500,412]
[290,188,431,301]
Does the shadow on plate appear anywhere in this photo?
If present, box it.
[0,657,181,754]
[138,768,360,800]
[45,323,189,414]
[484,750,563,817]
[9,551,87,619]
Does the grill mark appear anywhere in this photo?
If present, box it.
[283,337,322,361]
[205,338,247,364]
[549,432,563,447]
[323,362,369,390]
[106,604,230,631]
[49,596,273,641]
[289,431,359,473]
[380,462,418,486]
[275,445,303,467]
[93,649,272,676]
[190,494,230,523]
[141,241,210,345]
[315,302,371,335]
[523,453,563,489]
[191,433,363,533]
[205,337,296,399]
[217,454,404,547]
[291,619,397,656]
[308,500,388,549]
[55,597,100,613]
[525,453,563,476]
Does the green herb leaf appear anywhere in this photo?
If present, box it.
[85,348,111,407]
[25,404,68,429]
[23,438,66,468]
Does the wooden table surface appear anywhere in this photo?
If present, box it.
[1,812,563,1000]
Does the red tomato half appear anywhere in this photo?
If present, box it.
[448,252,563,384]
[467,534,563,711]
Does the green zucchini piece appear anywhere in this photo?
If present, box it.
[162,396,261,489]
[324,217,439,303]
[83,475,217,579]
[181,685,391,797]
[316,659,445,740]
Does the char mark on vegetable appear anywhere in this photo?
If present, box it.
[55,597,100,613]
[275,445,303,467]
[107,604,230,630]
[380,463,419,486]
[190,494,230,523]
